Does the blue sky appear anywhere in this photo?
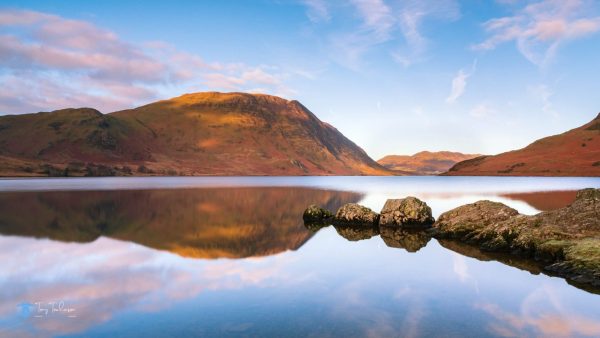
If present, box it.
[0,0,599,159]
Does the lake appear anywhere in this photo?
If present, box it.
[1,176,600,337]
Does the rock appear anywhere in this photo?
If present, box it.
[433,200,519,241]
[432,188,600,287]
[379,197,434,228]
[575,187,600,200]
[380,227,431,252]
[303,205,333,231]
[334,225,379,241]
[545,239,600,287]
[333,203,379,227]
[303,204,333,223]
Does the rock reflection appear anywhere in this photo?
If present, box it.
[0,188,362,259]
[304,215,433,250]
[333,225,379,241]
[379,227,431,252]
[438,239,545,275]
[438,239,600,295]
[304,222,329,233]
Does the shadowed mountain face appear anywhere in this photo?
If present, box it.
[377,151,481,175]
[446,113,600,176]
[0,187,362,259]
[0,92,390,176]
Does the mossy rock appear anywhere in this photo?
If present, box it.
[379,197,434,228]
[333,203,379,227]
[432,188,600,287]
[563,238,600,272]
[303,204,333,223]
[536,240,571,262]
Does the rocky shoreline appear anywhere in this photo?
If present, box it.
[303,188,600,288]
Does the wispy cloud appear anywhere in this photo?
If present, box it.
[393,0,460,66]
[302,0,330,23]
[470,103,495,118]
[327,0,394,69]
[476,286,600,337]
[350,0,395,40]
[302,0,460,69]
[451,253,470,282]
[473,0,600,67]
[446,70,469,104]
[0,9,296,114]
[392,10,427,66]
[202,66,296,96]
[528,83,558,117]
[446,60,477,104]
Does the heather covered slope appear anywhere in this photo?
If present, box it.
[445,113,600,176]
[0,92,391,176]
[0,108,154,162]
[377,151,480,175]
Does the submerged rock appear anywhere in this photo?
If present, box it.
[432,188,600,287]
[379,197,434,228]
[333,203,379,227]
[379,227,431,252]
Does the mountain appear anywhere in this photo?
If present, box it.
[0,92,391,176]
[377,151,481,175]
[445,113,600,176]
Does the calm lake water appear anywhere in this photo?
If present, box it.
[1,176,600,338]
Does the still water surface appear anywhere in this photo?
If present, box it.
[1,176,599,337]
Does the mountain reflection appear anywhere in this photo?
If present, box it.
[0,187,362,259]
[500,190,577,211]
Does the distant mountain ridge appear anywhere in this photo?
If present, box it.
[377,151,481,175]
[445,113,600,176]
[0,92,391,176]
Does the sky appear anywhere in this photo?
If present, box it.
[0,0,599,159]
